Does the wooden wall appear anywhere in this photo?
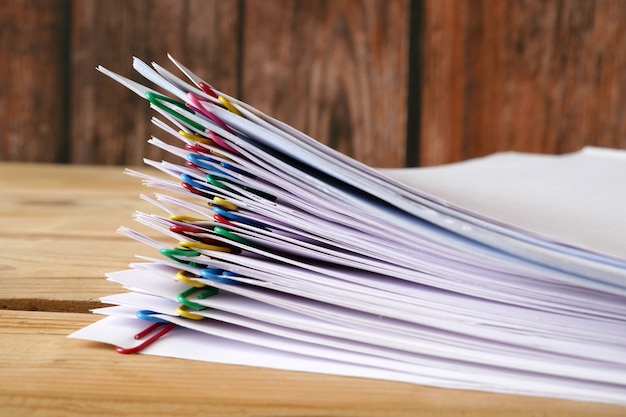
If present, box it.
[420,0,626,166]
[1,0,625,168]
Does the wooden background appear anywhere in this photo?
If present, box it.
[1,0,626,168]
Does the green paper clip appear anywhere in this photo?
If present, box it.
[146,91,205,131]
[177,286,219,310]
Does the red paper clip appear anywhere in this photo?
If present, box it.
[115,322,175,354]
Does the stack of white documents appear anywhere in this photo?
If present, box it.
[70,56,626,405]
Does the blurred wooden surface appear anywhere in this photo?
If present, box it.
[0,0,70,162]
[2,162,625,416]
[2,0,626,166]
[69,0,242,165]
[0,163,156,309]
[420,0,626,165]
[241,0,409,167]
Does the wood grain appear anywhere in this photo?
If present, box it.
[0,0,69,162]
[0,163,163,303]
[69,0,241,165]
[241,0,410,168]
[419,0,626,166]
[2,309,624,416]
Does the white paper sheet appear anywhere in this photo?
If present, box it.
[381,147,626,262]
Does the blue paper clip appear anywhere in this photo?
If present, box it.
[181,173,214,193]
[135,310,169,323]
[200,268,240,284]
[212,206,267,229]
[186,153,230,177]
[220,161,254,178]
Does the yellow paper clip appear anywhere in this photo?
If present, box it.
[178,130,212,144]
[169,215,206,223]
[213,196,238,211]
[179,241,232,253]
[176,305,204,320]
[218,95,242,116]
[175,270,205,288]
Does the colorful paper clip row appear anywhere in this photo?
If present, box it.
[117,88,254,354]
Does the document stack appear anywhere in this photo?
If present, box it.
[70,56,626,405]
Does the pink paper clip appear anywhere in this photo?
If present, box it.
[207,131,238,155]
[186,93,240,155]
[187,92,231,131]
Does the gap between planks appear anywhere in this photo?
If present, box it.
[0,298,105,314]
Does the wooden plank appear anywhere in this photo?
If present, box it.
[69,0,241,165]
[2,310,624,416]
[0,0,69,163]
[419,0,626,166]
[417,0,467,165]
[0,163,166,303]
[241,0,410,168]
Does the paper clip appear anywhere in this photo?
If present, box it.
[213,213,236,227]
[181,173,216,199]
[199,81,218,98]
[115,322,175,354]
[187,92,233,134]
[218,95,242,116]
[213,207,267,228]
[146,92,205,131]
[200,268,240,284]
[213,226,260,249]
[220,161,254,178]
[185,142,213,155]
[179,240,232,253]
[182,180,213,199]
[175,270,205,288]
[185,160,202,171]
[178,130,212,144]
[181,173,214,193]
[213,196,238,211]
[170,223,205,234]
[170,224,235,248]
[135,309,169,323]
[205,174,238,194]
[169,214,206,223]
[160,247,201,265]
[187,153,230,177]
[209,174,276,201]
[177,286,219,310]
[207,131,239,155]
[176,305,204,320]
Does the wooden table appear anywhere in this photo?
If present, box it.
[1,162,624,416]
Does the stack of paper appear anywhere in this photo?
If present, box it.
[70,56,626,405]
